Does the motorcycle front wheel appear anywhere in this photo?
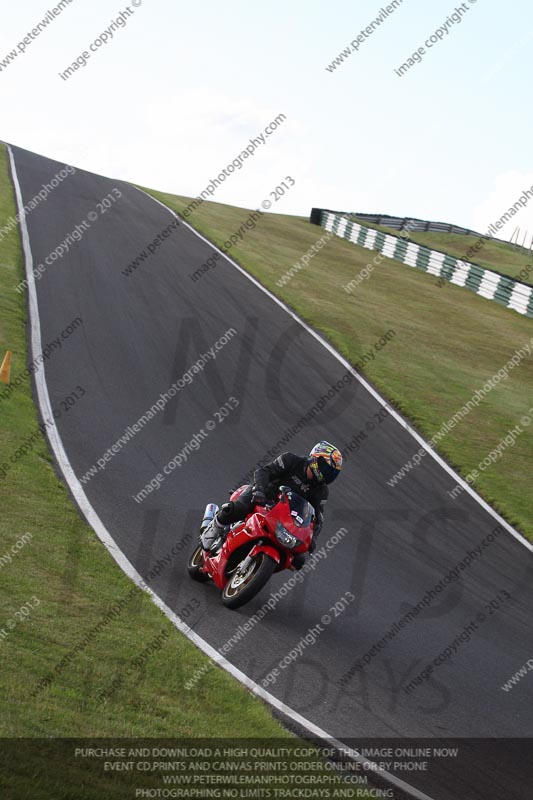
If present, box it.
[222,552,276,609]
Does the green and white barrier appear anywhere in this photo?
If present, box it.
[318,210,533,318]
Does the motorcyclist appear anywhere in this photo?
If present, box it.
[202,442,343,567]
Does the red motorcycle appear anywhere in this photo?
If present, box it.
[187,485,315,609]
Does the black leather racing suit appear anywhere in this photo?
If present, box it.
[217,452,328,548]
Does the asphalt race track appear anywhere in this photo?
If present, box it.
[9,144,533,800]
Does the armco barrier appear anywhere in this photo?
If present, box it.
[353,211,480,235]
[311,208,531,251]
[310,209,533,319]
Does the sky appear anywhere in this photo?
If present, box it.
[1,0,532,244]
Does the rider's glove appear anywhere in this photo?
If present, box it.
[251,486,267,505]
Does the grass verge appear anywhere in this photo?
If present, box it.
[1,142,530,795]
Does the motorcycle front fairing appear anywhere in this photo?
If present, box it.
[265,488,315,554]
[201,488,315,588]
[244,490,315,570]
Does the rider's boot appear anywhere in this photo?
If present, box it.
[201,502,234,552]
[201,517,225,551]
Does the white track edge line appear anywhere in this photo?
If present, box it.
[136,186,533,554]
[7,144,520,797]
[7,145,434,800]
[8,148,438,800]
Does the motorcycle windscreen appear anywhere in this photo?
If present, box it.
[286,491,315,527]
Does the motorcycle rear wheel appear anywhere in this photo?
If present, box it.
[222,552,276,609]
[187,544,209,582]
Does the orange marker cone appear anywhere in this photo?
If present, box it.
[0,351,12,384]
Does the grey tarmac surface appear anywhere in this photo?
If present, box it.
[9,144,533,800]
